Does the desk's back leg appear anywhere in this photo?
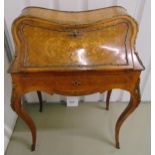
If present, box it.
[37,91,43,112]
[106,90,112,110]
[11,87,36,151]
[115,83,140,149]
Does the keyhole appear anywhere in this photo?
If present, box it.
[72,80,81,86]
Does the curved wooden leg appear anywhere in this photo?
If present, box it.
[115,83,140,149]
[37,91,43,112]
[11,87,36,151]
[106,90,112,110]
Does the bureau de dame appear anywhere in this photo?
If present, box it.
[9,6,145,151]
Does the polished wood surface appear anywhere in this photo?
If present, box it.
[9,6,144,151]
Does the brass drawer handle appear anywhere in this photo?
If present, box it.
[72,80,81,86]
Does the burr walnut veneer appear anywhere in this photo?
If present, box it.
[9,6,145,151]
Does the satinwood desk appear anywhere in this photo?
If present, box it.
[9,6,145,151]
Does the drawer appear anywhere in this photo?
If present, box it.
[53,75,96,95]
[17,71,139,96]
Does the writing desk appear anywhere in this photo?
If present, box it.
[9,6,144,151]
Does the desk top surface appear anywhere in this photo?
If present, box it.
[10,6,144,73]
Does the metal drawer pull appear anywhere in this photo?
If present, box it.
[72,80,81,86]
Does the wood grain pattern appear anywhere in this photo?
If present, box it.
[23,22,128,67]
[9,6,144,151]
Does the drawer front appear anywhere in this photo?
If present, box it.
[51,73,137,95]
[17,72,139,96]
[54,76,94,95]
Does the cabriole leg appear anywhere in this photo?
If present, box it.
[11,87,36,151]
[115,82,140,149]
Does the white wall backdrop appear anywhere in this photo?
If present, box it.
[5,0,151,104]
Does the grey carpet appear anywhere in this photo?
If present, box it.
[5,102,150,155]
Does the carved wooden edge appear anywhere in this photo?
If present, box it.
[115,78,141,149]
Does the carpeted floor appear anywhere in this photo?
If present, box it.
[5,102,150,155]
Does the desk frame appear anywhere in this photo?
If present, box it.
[11,70,141,151]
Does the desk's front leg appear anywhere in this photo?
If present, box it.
[11,86,36,151]
[115,82,140,149]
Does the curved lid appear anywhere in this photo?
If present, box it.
[21,6,127,25]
